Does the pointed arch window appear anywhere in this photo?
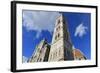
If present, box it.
[55,35,57,40]
[58,33,60,38]
[58,19,60,24]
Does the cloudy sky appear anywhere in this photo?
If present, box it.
[22,10,91,62]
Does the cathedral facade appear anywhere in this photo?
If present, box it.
[28,39,50,62]
[28,14,86,62]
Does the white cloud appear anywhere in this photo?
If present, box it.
[23,10,60,38]
[22,56,28,63]
[74,23,88,37]
[72,45,75,49]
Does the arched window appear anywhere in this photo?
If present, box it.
[79,58,81,60]
[56,26,60,31]
[58,33,60,38]
[58,19,60,24]
[55,33,60,40]
[58,26,60,30]
[55,35,57,40]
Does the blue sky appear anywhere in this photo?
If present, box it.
[22,10,91,62]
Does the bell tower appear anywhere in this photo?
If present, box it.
[48,13,74,61]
